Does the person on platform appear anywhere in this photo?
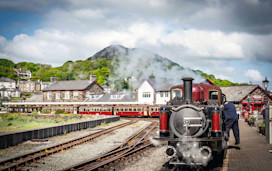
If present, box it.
[262,106,266,120]
[222,100,240,145]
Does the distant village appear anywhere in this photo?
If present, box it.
[1,68,271,114]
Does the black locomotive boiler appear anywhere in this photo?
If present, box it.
[156,77,226,167]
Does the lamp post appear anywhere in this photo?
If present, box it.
[262,77,270,143]
[263,77,269,105]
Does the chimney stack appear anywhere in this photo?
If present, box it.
[182,77,194,104]
[90,75,97,83]
[50,77,57,83]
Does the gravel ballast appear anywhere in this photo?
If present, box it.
[0,119,174,171]
[0,119,127,162]
[0,120,152,170]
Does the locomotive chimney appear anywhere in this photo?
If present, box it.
[182,77,194,104]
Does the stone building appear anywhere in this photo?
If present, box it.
[17,80,41,93]
[14,68,32,78]
[220,85,272,117]
[42,75,104,102]
[0,77,20,99]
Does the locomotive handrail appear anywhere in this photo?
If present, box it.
[172,104,204,112]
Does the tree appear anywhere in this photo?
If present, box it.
[0,59,17,80]
[94,67,110,85]
[0,59,15,67]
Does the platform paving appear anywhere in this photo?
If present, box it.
[224,119,272,171]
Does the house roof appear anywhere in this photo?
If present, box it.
[86,92,136,102]
[0,87,19,91]
[135,78,173,92]
[0,78,15,82]
[18,80,40,84]
[201,79,215,85]
[15,68,31,73]
[25,94,43,102]
[220,85,258,102]
[42,80,103,91]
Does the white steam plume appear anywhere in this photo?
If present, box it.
[107,46,204,90]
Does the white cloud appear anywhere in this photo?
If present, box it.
[244,69,264,83]
[161,29,244,59]
[1,21,272,69]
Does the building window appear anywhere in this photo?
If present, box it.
[160,92,164,98]
[9,82,12,88]
[165,92,169,97]
[56,91,60,99]
[73,91,78,99]
[65,91,70,99]
[31,84,34,91]
[47,92,52,100]
[90,94,102,99]
[172,89,182,98]
[142,92,151,98]
[209,90,218,100]
[111,94,121,99]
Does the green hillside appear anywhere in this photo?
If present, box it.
[0,58,245,89]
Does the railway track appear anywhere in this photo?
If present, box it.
[0,121,135,171]
[63,121,159,170]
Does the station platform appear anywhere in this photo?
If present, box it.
[223,119,272,171]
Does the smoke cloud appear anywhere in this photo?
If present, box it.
[107,46,204,90]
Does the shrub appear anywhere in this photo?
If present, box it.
[55,117,64,123]
[259,123,265,128]
[248,116,255,122]
[55,109,64,114]
[42,109,50,114]
[32,111,38,115]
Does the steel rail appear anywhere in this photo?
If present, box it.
[0,121,135,171]
[64,121,158,171]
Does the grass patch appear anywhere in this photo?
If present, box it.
[0,113,87,133]
[100,122,109,126]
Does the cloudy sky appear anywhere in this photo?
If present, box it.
[0,0,271,89]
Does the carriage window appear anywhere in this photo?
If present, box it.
[209,91,219,100]
[133,108,137,111]
[129,108,132,111]
[172,89,182,98]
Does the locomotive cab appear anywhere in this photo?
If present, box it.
[157,77,226,167]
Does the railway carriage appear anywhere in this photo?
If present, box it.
[78,105,113,115]
[113,105,148,117]
[148,105,160,117]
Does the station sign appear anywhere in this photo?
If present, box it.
[253,95,263,100]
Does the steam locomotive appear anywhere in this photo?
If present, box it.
[157,77,226,167]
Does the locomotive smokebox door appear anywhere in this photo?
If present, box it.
[170,105,207,137]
